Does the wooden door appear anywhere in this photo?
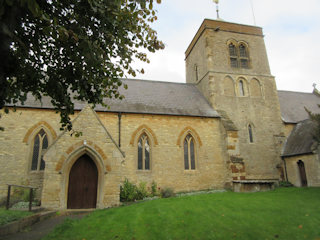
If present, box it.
[297,160,307,187]
[67,154,98,209]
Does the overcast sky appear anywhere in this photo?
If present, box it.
[132,0,320,93]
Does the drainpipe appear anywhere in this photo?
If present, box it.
[281,156,288,182]
[118,112,122,147]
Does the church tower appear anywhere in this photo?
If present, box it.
[185,19,285,181]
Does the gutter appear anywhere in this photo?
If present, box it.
[118,112,122,147]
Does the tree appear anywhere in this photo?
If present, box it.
[0,0,164,131]
[306,106,320,144]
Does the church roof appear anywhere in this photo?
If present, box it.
[277,90,320,123]
[282,119,317,157]
[11,79,220,118]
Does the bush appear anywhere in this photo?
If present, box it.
[151,181,159,196]
[161,187,175,198]
[120,179,138,202]
[136,182,149,200]
[120,179,162,202]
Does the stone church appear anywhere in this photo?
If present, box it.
[1,19,320,210]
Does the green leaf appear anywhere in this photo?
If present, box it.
[0,0,163,131]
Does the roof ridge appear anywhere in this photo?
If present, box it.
[121,78,194,86]
[277,90,313,94]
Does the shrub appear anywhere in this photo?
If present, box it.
[120,179,161,202]
[136,182,149,200]
[151,181,159,196]
[161,187,175,198]
[120,179,138,202]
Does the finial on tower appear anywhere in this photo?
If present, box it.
[213,0,220,19]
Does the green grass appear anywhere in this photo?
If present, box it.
[0,208,33,226]
[43,188,320,240]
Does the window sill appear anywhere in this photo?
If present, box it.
[136,170,152,174]
[184,169,198,174]
[28,170,45,174]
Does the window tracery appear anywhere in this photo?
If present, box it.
[184,134,195,170]
[138,133,150,170]
[31,129,48,171]
[228,41,250,69]
[229,43,238,68]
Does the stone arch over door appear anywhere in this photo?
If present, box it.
[297,160,307,187]
[60,145,106,209]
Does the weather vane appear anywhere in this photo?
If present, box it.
[213,0,220,19]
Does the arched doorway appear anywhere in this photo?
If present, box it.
[67,154,98,209]
[297,160,307,187]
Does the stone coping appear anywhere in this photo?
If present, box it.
[0,210,56,237]
[233,180,278,183]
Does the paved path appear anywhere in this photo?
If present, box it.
[1,213,87,240]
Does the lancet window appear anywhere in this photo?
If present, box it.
[31,129,48,171]
[138,133,150,170]
[184,134,195,170]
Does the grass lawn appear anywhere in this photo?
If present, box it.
[0,208,33,226]
[43,187,320,240]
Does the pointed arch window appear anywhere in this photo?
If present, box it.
[239,44,249,68]
[248,124,254,143]
[138,133,150,170]
[239,44,247,57]
[228,41,250,69]
[31,129,48,171]
[229,43,238,68]
[184,134,195,170]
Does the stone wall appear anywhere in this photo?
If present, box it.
[185,19,285,180]
[0,108,63,199]
[283,123,296,137]
[284,153,320,187]
[0,106,230,209]
[115,113,229,192]
[41,106,124,209]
